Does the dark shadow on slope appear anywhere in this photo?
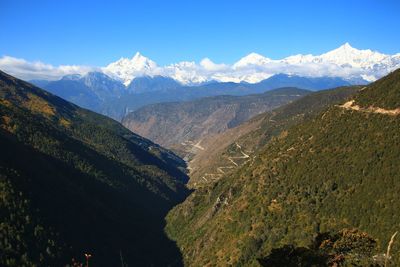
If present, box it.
[0,129,188,266]
[258,229,379,267]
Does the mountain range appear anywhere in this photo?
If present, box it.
[31,72,356,120]
[102,43,399,85]
[19,43,399,122]
[2,43,399,87]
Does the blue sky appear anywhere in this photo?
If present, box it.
[1,0,399,66]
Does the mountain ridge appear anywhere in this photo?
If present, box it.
[31,72,356,120]
[121,87,311,157]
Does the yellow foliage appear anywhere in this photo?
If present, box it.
[278,130,289,139]
[268,199,282,212]
[1,115,16,133]
[59,118,71,127]
[24,93,55,117]
[0,99,12,108]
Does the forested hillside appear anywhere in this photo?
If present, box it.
[0,71,189,266]
[166,69,400,266]
[188,85,360,188]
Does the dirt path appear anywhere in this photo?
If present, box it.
[200,142,251,184]
[181,140,205,150]
[338,100,400,115]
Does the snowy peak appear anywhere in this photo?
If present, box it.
[130,52,157,70]
[319,43,388,67]
[103,52,158,86]
[339,42,355,50]
[233,52,272,69]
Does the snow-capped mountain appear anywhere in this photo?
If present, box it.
[233,52,273,69]
[103,52,158,86]
[277,43,400,81]
[317,42,387,67]
[101,43,400,85]
[163,61,209,85]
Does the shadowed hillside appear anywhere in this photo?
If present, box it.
[0,71,189,266]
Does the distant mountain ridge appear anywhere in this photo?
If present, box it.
[127,75,182,93]
[30,71,358,120]
[121,87,310,159]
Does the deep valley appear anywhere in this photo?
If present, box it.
[1,5,400,265]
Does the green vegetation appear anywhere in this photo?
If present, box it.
[166,69,400,266]
[258,229,380,267]
[355,69,400,109]
[0,71,189,266]
[1,174,65,266]
[189,85,359,186]
[2,67,400,266]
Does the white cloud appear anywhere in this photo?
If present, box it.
[199,58,228,71]
[0,56,96,81]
